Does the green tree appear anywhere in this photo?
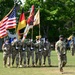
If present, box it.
[0,0,14,20]
[1,0,75,42]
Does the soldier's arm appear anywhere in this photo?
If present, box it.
[55,42,61,55]
[2,44,5,51]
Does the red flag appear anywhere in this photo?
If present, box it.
[27,5,34,25]
[22,5,35,41]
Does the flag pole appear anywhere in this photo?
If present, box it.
[31,27,33,48]
[38,7,40,51]
[39,8,40,40]
[31,26,33,41]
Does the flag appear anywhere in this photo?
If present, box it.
[33,10,40,25]
[0,21,8,38]
[0,5,16,38]
[17,8,26,39]
[6,6,16,29]
[27,5,35,25]
[1,6,16,29]
[67,35,73,40]
[22,5,35,41]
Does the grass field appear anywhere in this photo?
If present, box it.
[0,50,75,75]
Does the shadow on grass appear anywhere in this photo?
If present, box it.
[63,72,75,74]
[11,65,58,68]
[66,65,75,67]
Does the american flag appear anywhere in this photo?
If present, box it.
[6,6,16,29]
[0,6,16,38]
[0,20,7,38]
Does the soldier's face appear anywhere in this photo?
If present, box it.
[60,37,63,41]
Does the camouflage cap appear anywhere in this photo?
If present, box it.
[59,35,63,38]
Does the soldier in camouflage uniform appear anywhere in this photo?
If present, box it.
[35,38,43,66]
[70,39,75,56]
[55,35,67,72]
[11,37,17,67]
[19,40,27,67]
[11,38,20,67]
[2,39,11,67]
[42,38,51,66]
[27,39,35,66]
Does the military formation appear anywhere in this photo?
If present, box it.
[2,35,75,73]
[2,37,51,68]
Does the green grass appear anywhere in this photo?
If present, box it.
[0,51,75,75]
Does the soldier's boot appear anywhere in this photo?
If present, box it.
[20,65,22,68]
[35,63,37,66]
[16,64,19,68]
[60,67,63,72]
[49,64,52,67]
[39,61,41,66]
[43,63,45,66]
[20,61,22,67]
[33,63,36,67]
[24,64,26,67]
[24,61,26,67]
[7,63,10,68]
[48,62,52,67]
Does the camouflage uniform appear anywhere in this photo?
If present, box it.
[35,39,43,66]
[11,40,20,67]
[2,40,11,67]
[55,35,67,72]
[19,41,27,67]
[27,39,35,66]
[42,39,51,66]
[70,40,75,56]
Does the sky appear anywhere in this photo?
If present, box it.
[20,0,26,7]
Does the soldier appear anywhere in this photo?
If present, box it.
[55,35,67,72]
[11,37,17,67]
[19,40,27,67]
[11,37,20,67]
[42,38,51,66]
[27,39,35,67]
[35,37,43,66]
[2,38,11,67]
[70,39,75,56]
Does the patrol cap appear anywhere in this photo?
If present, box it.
[36,35,41,39]
[59,35,63,38]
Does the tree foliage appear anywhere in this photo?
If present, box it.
[0,0,75,42]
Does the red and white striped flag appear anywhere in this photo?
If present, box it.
[1,6,16,29]
[0,20,8,38]
[0,6,16,38]
[5,6,16,29]
[22,5,35,41]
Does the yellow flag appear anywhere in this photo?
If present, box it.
[67,35,73,40]
[17,10,26,39]
[33,10,40,26]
